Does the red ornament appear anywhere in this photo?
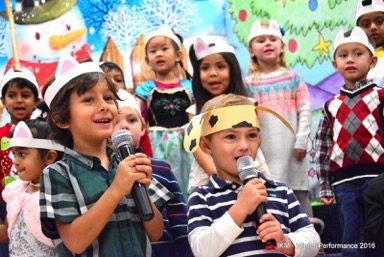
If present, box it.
[239,9,247,21]
[288,39,298,53]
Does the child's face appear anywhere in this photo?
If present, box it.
[333,42,377,88]
[249,35,283,66]
[113,107,145,148]
[2,83,36,124]
[146,36,181,75]
[200,127,261,184]
[358,12,384,48]
[12,147,47,184]
[105,69,125,90]
[62,79,118,149]
[199,53,230,96]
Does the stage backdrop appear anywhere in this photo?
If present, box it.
[0,0,361,200]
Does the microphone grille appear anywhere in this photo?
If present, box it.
[237,155,258,183]
[111,129,133,149]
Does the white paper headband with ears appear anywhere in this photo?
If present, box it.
[44,55,103,108]
[144,25,182,49]
[248,19,282,45]
[356,0,384,22]
[10,121,65,152]
[0,67,39,95]
[194,37,235,60]
[333,26,375,56]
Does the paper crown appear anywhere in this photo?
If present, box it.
[10,121,65,152]
[117,89,141,113]
[194,37,235,60]
[356,0,384,22]
[333,26,375,56]
[44,54,103,108]
[144,25,182,49]
[183,104,294,153]
[0,67,39,95]
[248,19,282,45]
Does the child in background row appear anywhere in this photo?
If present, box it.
[315,27,382,257]
[0,67,39,257]
[187,36,270,192]
[114,89,193,257]
[135,26,193,199]
[0,119,64,257]
[40,55,171,257]
[100,61,153,158]
[356,0,384,81]
[245,19,313,218]
[185,94,320,257]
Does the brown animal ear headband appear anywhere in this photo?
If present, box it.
[183,104,294,153]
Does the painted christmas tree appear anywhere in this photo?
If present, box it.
[229,0,359,68]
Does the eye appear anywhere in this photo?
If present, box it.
[224,134,236,140]
[66,24,71,31]
[35,32,40,40]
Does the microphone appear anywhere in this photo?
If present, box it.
[237,155,276,250]
[111,129,154,221]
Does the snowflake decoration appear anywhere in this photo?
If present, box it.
[0,17,9,57]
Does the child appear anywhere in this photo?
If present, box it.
[0,119,64,257]
[185,93,320,257]
[114,88,193,257]
[100,61,154,158]
[187,37,269,192]
[356,0,384,81]
[315,27,381,257]
[245,19,313,218]
[40,55,172,257]
[135,25,193,199]
[0,67,39,257]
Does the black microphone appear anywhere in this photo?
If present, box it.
[111,129,154,221]
[237,155,276,250]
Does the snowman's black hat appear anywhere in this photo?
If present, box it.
[1,0,77,24]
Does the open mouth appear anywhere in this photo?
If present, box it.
[94,118,112,124]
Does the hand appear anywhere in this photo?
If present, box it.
[320,197,334,205]
[132,153,152,187]
[294,148,306,161]
[236,179,268,217]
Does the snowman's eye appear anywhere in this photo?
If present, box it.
[66,24,71,31]
[35,32,40,40]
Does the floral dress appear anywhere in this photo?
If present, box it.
[135,80,193,198]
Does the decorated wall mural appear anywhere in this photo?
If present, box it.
[0,0,361,199]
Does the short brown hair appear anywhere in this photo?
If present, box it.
[201,93,253,113]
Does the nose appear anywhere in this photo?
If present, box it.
[238,137,249,153]
[209,67,218,77]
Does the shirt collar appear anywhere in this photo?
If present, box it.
[342,79,373,92]
[63,147,118,169]
[209,172,277,191]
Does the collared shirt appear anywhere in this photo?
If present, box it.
[188,174,320,257]
[40,147,173,257]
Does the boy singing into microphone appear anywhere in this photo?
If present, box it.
[184,94,320,257]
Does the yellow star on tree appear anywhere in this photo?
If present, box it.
[313,34,331,55]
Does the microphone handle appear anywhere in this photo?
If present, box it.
[251,203,276,250]
[132,182,154,221]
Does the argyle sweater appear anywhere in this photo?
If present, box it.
[324,83,384,183]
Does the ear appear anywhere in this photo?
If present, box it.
[199,136,212,155]
[44,150,58,165]
[332,60,338,70]
[51,114,70,129]
[176,50,182,62]
[370,56,378,69]
[248,47,255,57]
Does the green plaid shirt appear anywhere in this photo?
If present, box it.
[40,148,173,257]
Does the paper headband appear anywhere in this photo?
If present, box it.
[44,55,103,108]
[144,25,182,49]
[248,19,282,45]
[10,121,65,152]
[194,37,235,60]
[183,104,294,153]
[356,0,384,22]
[0,67,39,95]
[117,89,141,113]
[333,26,375,56]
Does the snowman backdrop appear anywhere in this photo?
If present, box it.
[0,0,363,200]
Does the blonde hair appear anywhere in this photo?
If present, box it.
[201,93,253,113]
[248,22,287,75]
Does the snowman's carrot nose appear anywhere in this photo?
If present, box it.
[49,28,87,50]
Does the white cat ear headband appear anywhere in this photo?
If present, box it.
[333,26,375,56]
[356,0,384,22]
[144,25,182,49]
[117,89,141,113]
[248,19,282,45]
[10,121,65,152]
[44,54,103,108]
[194,37,235,60]
[0,67,39,95]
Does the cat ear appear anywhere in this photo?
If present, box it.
[55,55,78,78]
[269,19,280,32]
[13,121,33,139]
[194,37,209,54]
[335,29,345,43]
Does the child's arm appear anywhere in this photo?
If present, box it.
[143,203,164,241]
[193,148,216,176]
[0,219,8,243]
[55,154,152,254]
